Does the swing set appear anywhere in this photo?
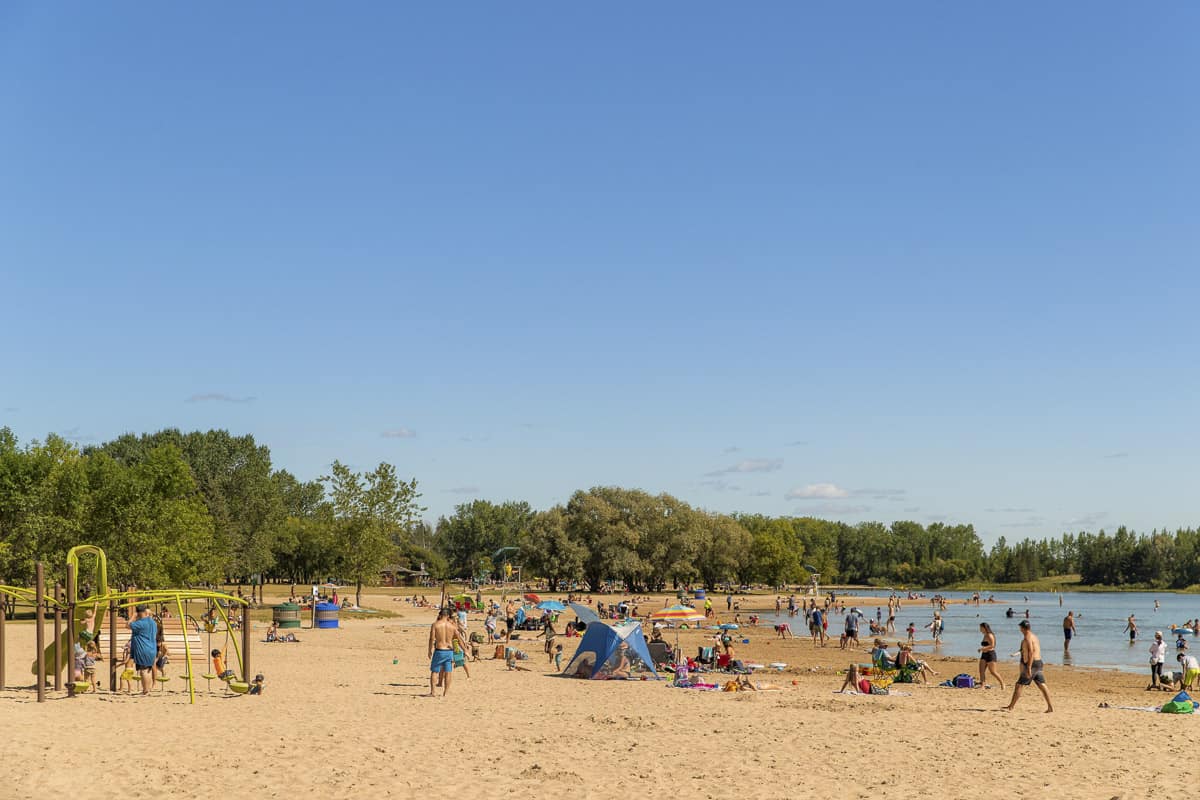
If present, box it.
[0,545,253,704]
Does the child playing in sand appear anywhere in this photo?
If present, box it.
[839,662,869,694]
[249,673,265,695]
[554,644,564,672]
[736,674,783,692]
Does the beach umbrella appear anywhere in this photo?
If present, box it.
[523,592,541,603]
[650,604,707,652]
[650,605,706,622]
[537,600,566,612]
[322,582,341,589]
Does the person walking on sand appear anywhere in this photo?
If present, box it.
[1063,611,1076,653]
[1148,631,1168,691]
[977,622,1005,690]
[428,608,469,697]
[1004,620,1052,713]
[1124,614,1138,643]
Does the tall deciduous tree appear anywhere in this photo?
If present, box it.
[324,460,424,606]
[522,506,586,591]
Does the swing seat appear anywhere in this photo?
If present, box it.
[71,681,92,694]
[201,674,217,694]
[228,680,250,694]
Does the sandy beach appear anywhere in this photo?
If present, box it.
[0,591,1189,799]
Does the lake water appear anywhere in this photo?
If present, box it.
[759,590,1199,675]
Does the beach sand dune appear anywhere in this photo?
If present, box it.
[0,594,1185,798]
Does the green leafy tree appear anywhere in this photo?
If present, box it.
[91,429,285,582]
[522,506,586,590]
[324,460,424,606]
[434,500,534,578]
[695,513,752,589]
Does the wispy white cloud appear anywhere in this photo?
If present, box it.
[187,392,255,403]
[445,486,479,495]
[460,434,490,443]
[746,490,773,497]
[985,507,1035,514]
[706,458,783,477]
[1064,511,1108,528]
[721,446,741,454]
[787,483,849,500]
[784,440,810,447]
[1000,516,1048,529]
[59,426,97,443]
[903,506,921,513]
[2,407,17,413]
[853,488,906,501]
[381,428,417,439]
[1103,452,1129,459]
[699,479,741,493]
[797,503,872,515]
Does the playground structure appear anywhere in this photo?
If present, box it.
[0,545,252,704]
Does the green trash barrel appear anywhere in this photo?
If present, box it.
[273,602,301,629]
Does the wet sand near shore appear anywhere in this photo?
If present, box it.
[0,590,1188,799]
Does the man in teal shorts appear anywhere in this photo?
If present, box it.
[428,608,469,697]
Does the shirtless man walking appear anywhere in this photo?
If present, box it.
[1004,619,1053,713]
[428,608,469,697]
[1063,611,1077,653]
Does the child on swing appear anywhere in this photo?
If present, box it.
[211,649,235,681]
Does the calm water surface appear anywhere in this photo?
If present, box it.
[760,590,1198,675]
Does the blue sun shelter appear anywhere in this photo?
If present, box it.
[563,618,660,680]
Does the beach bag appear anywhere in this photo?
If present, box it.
[953,674,975,689]
[1160,700,1195,714]
[1162,691,1196,714]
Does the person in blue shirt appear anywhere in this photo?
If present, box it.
[128,604,158,696]
[810,608,826,647]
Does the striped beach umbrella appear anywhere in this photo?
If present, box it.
[649,604,706,622]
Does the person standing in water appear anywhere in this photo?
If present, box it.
[1125,614,1138,643]
[1004,619,1052,713]
[1063,611,1077,653]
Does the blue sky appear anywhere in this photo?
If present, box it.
[2,4,1197,542]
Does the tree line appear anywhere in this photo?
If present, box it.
[3,427,1194,595]
[988,529,1200,589]
[0,428,428,605]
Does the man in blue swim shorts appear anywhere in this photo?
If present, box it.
[428,608,469,697]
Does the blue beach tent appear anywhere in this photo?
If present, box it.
[563,619,660,680]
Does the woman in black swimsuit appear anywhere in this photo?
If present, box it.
[978,622,1005,689]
